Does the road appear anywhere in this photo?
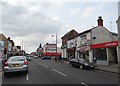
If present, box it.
[1,57,119,85]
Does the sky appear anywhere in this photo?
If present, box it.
[0,0,120,53]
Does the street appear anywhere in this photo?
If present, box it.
[2,57,118,85]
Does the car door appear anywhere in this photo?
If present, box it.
[73,58,79,67]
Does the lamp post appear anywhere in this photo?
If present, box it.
[52,33,57,61]
[56,33,57,53]
[21,40,27,56]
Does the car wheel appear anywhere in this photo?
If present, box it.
[80,65,83,69]
[25,70,28,74]
[4,72,8,76]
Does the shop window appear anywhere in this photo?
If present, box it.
[94,48,107,61]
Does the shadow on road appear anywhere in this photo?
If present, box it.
[3,72,27,78]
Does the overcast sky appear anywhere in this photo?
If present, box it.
[0,0,120,53]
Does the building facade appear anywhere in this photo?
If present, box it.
[36,43,43,57]
[62,16,119,65]
[61,29,78,60]
[43,43,61,57]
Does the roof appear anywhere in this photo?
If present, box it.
[61,29,78,39]
[111,32,118,36]
[75,27,97,38]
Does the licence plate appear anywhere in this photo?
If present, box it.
[13,64,19,67]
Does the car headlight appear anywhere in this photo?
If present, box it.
[84,63,89,66]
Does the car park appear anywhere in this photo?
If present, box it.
[69,58,95,70]
[4,56,28,76]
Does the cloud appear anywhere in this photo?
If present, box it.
[2,1,65,53]
[2,2,63,37]
[71,6,96,19]
[1,1,118,53]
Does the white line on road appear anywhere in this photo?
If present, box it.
[81,82,88,86]
[52,69,67,77]
[41,64,49,68]
[26,74,29,80]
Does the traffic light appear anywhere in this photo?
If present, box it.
[4,48,7,54]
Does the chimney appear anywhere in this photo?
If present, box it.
[97,16,103,26]
[8,37,10,40]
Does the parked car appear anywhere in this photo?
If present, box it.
[69,58,95,70]
[41,56,51,60]
[33,55,38,59]
[4,56,28,76]
[26,56,32,61]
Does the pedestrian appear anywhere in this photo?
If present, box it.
[55,57,57,61]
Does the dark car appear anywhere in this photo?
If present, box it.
[69,58,95,70]
[26,56,31,61]
[41,56,51,60]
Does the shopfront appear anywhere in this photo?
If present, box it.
[67,47,76,59]
[77,46,90,61]
[91,41,118,65]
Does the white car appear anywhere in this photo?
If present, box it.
[4,56,28,76]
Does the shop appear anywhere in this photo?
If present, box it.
[91,41,118,65]
[43,52,61,57]
[67,47,76,59]
[77,46,90,61]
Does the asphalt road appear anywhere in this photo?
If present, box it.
[1,57,119,85]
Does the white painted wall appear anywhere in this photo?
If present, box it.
[62,49,67,58]
[77,32,91,47]
[92,26,113,44]
[106,48,115,62]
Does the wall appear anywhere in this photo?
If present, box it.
[106,48,115,62]
[92,26,113,44]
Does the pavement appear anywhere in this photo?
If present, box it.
[62,60,119,74]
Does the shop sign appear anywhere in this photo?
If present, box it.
[91,41,118,49]
[77,46,90,52]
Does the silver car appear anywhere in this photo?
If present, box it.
[4,56,28,76]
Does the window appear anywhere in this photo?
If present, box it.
[81,35,86,41]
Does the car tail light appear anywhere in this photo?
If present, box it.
[4,62,8,67]
[24,61,28,65]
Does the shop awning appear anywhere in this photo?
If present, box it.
[91,41,118,49]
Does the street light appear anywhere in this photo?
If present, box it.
[21,40,27,56]
[52,34,57,53]
[52,34,58,61]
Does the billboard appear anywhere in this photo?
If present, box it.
[0,41,4,50]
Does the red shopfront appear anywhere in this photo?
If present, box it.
[43,52,61,57]
[91,41,118,63]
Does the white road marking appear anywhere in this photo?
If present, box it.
[26,74,29,80]
[41,64,49,68]
[81,82,88,86]
[52,69,67,77]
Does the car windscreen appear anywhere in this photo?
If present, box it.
[8,57,25,62]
